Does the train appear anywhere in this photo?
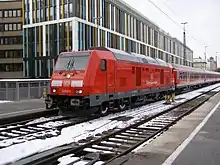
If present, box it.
[45,47,220,116]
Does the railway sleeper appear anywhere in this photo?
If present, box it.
[100,141,131,149]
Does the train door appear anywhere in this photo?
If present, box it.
[136,67,141,86]
[106,59,116,93]
[160,69,164,85]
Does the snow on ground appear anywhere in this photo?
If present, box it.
[0,83,220,165]
[0,100,12,103]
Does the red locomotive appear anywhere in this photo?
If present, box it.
[45,47,220,116]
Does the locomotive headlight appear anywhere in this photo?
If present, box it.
[75,89,83,94]
[52,89,57,93]
[66,74,71,79]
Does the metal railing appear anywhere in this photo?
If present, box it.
[0,79,50,101]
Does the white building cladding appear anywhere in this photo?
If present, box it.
[23,0,193,78]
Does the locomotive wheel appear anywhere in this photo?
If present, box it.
[46,103,53,109]
[99,103,109,116]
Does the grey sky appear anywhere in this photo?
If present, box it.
[124,0,220,66]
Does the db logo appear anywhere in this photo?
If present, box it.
[63,80,70,86]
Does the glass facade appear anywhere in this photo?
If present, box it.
[23,0,193,78]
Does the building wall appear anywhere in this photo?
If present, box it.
[0,0,23,78]
[23,0,193,78]
[207,57,217,71]
[193,62,206,69]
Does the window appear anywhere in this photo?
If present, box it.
[9,24,13,31]
[0,50,22,58]
[4,24,8,31]
[0,63,23,72]
[4,11,8,17]
[9,10,12,17]
[17,24,21,30]
[100,59,107,71]
[54,52,90,71]
[17,10,21,17]
[0,38,3,44]
[0,11,2,17]
[4,38,8,44]
[13,10,17,17]
[13,24,17,30]
[0,36,22,44]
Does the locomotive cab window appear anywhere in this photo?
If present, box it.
[100,59,107,71]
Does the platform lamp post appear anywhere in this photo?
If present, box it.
[181,22,188,66]
[204,45,208,70]
[93,16,103,47]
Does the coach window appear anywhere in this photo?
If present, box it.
[100,59,107,71]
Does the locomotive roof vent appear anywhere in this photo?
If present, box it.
[89,47,110,51]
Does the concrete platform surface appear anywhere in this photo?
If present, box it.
[169,100,220,165]
[0,99,46,117]
[107,92,220,165]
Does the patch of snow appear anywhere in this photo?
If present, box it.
[72,161,90,165]
[57,154,79,165]
[26,116,65,125]
[0,100,12,103]
[93,161,105,165]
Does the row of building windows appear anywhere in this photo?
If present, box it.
[23,0,192,59]
[0,23,22,32]
[0,50,23,59]
[0,9,22,18]
[0,36,22,45]
[23,20,193,78]
[23,21,193,64]
[23,58,54,78]
[23,22,74,58]
[0,63,23,72]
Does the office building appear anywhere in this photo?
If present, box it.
[23,0,193,78]
[0,0,23,78]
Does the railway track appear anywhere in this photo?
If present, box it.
[13,86,220,165]
[0,115,95,149]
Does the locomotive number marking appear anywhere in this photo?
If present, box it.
[62,89,71,93]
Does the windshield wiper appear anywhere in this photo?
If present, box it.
[67,58,76,71]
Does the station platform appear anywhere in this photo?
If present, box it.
[107,91,220,165]
[166,100,220,165]
[0,99,46,118]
